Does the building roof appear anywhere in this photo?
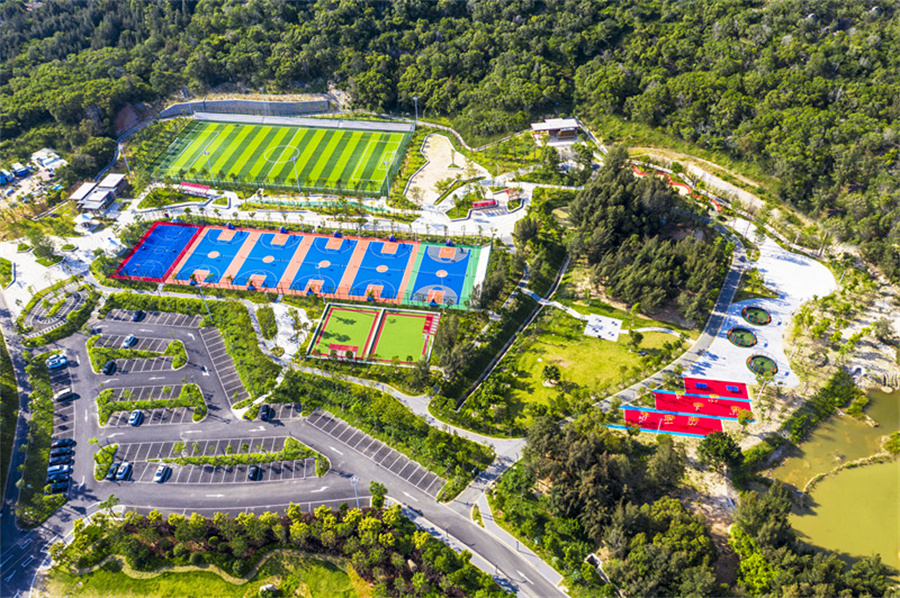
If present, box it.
[530,118,579,132]
[98,173,127,189]
[70,182,97,202]
[78,188,114,210]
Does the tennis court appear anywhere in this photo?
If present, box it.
[150,119,410,196]
[308,304,440,365]
[113,223,490,309]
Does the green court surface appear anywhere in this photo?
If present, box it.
[311,306,379,358]
[152,120,409,196]
[369,312,434,364]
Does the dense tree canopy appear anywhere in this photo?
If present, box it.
[1,0,897,277]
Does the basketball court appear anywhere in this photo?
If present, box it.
[307,304,440,366]
[113,222,490,308]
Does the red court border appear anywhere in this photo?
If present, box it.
[112,221,202,283]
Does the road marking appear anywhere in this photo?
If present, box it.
[139,328,153,332]
[4,569,16,581]
[108,433,124,438]
[311,486,329,493]
[516,571,532,584]
[202,370,210,376]
[188,333,195,340]
[402,491,419,502]
[149,376,164,381]
[205,493,224,497]
[183,430,201,434]
[329,446,343,455]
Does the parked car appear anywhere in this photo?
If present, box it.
[50,447,73,457]
[122,334,137,348]
[51,438,75,448]
[131,310,145,322]
[128,410,144,426]
[106,463,120,481]
[153,464,170,483]
[46,354,67,369]
[47,464,71,475]
[248,465,261,481]
[47,481,69,494]
[52,387,74,401]
[102,360,116,375]
[259,404,273,421]
[116,462,132,481]
[48,455,73,466]
[46,473,69,484]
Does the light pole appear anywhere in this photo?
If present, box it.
[412,95,418,124]
[203,150,215,186]
[291,155,301,194]
[350,475,360,509]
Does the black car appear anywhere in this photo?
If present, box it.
[49,447,74,457]
[51,438,76,448]
[248,465,261,480]
[106,463,119,480]
[258,404,273,421]
[47,481,69,494]
[48,455,73,466]
[46,473,69,484]
[102,360,116,375]
[131,310,146,322]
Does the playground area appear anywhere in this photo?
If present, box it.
[742,305,772,325]
[113,222,488,308]
[726,326,758,347]
[150,118,411,196]
[308,303,440,365]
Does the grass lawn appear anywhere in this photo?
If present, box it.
[0,257,11,286]
[506,309,679,410]
[369,312,430,364]
[152,119,409,196]
[311,306,379,357]
[36,254,63,267]
[137,187,192,209]
[41,551,366,598]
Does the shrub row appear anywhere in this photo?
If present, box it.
[22,286,100,348]
[96,384,207,426]
[93,444,118,480]
[256,306,277,340]
[161,437,324,474]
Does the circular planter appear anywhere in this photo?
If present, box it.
[747,354,778,375]
[727,326,758,348]
[742,305,772,326]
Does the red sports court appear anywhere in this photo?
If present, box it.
[619,407,724,438]
[653,390,753,421]
[683,377,750,400]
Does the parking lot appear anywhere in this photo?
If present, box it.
[307,410,445,498]
[199,327,248,405]
[105,309,203,328]
[260,403,305,421]
[92,334,173,353]
[103,385,202,427]
[47,366,75,442]
[108,437,316,484]
[114,356,174,373]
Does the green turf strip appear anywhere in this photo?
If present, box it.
[194,125,246,177]
[356,133,395,186]
[267,128,312,183]
[295,130,334,185]
[306,130,347,183]
[293,130,329,186]
[404,244,427,304]
[168,124,225,173]
[460,245,481,306]
[329,132,366,187]
[308,131,355,186]
[218,125,273,180]
[234,127,281,182]
[369,313,429,363]
[249,127,292,179]
[209,124,256,174]
[174,123,235,176]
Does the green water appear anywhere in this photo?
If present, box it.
[770,389,900,570]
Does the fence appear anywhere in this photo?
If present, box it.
[159,99,330,119]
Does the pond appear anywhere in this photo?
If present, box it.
[770,389,899,570]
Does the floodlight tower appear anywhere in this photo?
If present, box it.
[413,95,419,124]
[203,150,215,186]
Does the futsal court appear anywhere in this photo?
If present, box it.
[113,223,490,309]
[307,304,440,365]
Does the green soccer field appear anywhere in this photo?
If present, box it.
[152,120,409,196]
[369,313,432,364]
[311,306,379,358]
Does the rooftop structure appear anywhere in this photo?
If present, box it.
[97,173,127,191]
[70,182,97,202]
[31,148,67,170]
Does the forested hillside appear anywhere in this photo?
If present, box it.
[1,0,897,277]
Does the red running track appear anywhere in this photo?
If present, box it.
[653,391,752,420]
